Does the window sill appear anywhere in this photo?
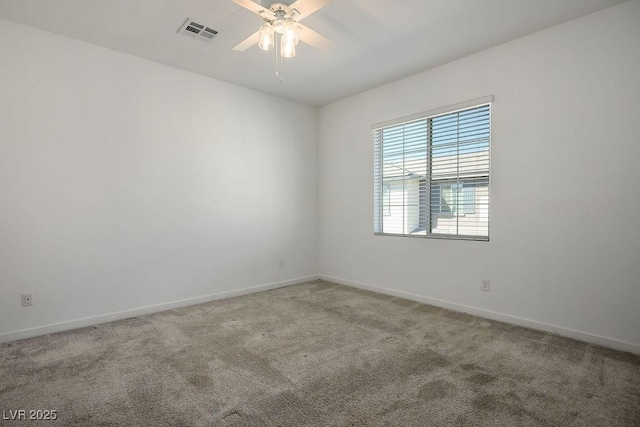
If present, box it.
[374,232,489,242]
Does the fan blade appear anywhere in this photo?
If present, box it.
[297,23,334,50]
[287,0,332,19]
[232,31,260,51]
[231,0,275,18]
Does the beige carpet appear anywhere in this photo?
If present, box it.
[1,280,639,426]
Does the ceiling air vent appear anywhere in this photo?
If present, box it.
[178,19,219,42]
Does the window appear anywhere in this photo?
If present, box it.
[373,98,491,240]
[434,183,476,215]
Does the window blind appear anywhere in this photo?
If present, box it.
[373,102,491,241]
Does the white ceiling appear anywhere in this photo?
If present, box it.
[0,0,628,106]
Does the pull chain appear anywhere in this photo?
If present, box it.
[274,32,284,84]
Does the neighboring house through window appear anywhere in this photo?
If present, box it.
[373,97,491,240]
[382,184,391,216]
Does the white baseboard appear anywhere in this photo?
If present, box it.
[320,275,640,356]
[0,275,319,344]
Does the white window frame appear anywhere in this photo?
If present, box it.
[372,96,492,241]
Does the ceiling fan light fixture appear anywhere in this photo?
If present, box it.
[284,18,299,45]
[258,22,275,50]
[273,17,286,34]
[281,32,296,58]
[230,0,335,76]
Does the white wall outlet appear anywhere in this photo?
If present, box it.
[279,260,285,269]
[481,279,490,292]
[22,293,33,306]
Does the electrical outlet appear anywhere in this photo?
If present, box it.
[279,260,285,269]
[22,293,33,307]
[481,279,490,292]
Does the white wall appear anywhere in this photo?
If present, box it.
[318,1,640,353]
[0,18,318,340]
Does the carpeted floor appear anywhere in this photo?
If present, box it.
[1,280,639,426]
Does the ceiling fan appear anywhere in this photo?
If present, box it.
[231,0,334,58]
